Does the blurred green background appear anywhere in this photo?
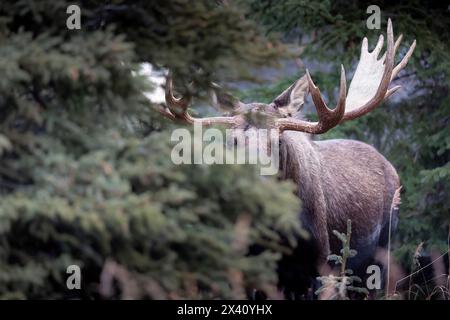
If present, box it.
[0,0,448,299]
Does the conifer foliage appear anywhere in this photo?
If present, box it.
[0,1,302,299]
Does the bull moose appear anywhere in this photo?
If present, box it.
[160,19,416,297]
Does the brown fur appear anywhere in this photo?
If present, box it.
[280,131,400,265]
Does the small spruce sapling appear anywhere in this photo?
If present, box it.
[315,219,369,299]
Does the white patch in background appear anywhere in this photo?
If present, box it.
[139,63,166,104]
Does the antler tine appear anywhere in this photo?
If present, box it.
[277,65,346,134]
[165,74,195,123]
[154,104,177,120]
[385,85,402,100]
[391,39,417,80]
[394,34,403,56]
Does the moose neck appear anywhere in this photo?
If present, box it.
[279,131,330,260]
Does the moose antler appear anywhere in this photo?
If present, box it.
[276,66,347,134]
[161,19,415,134]
[161,75,239,126]
[276,19,415,132]
[342,19,416,121]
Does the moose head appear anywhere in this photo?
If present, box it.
[160,19,416,297]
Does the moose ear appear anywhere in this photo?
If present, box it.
[273,74,309,117]
[210,83,246,114]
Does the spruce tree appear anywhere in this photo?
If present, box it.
[0,0,302,299]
